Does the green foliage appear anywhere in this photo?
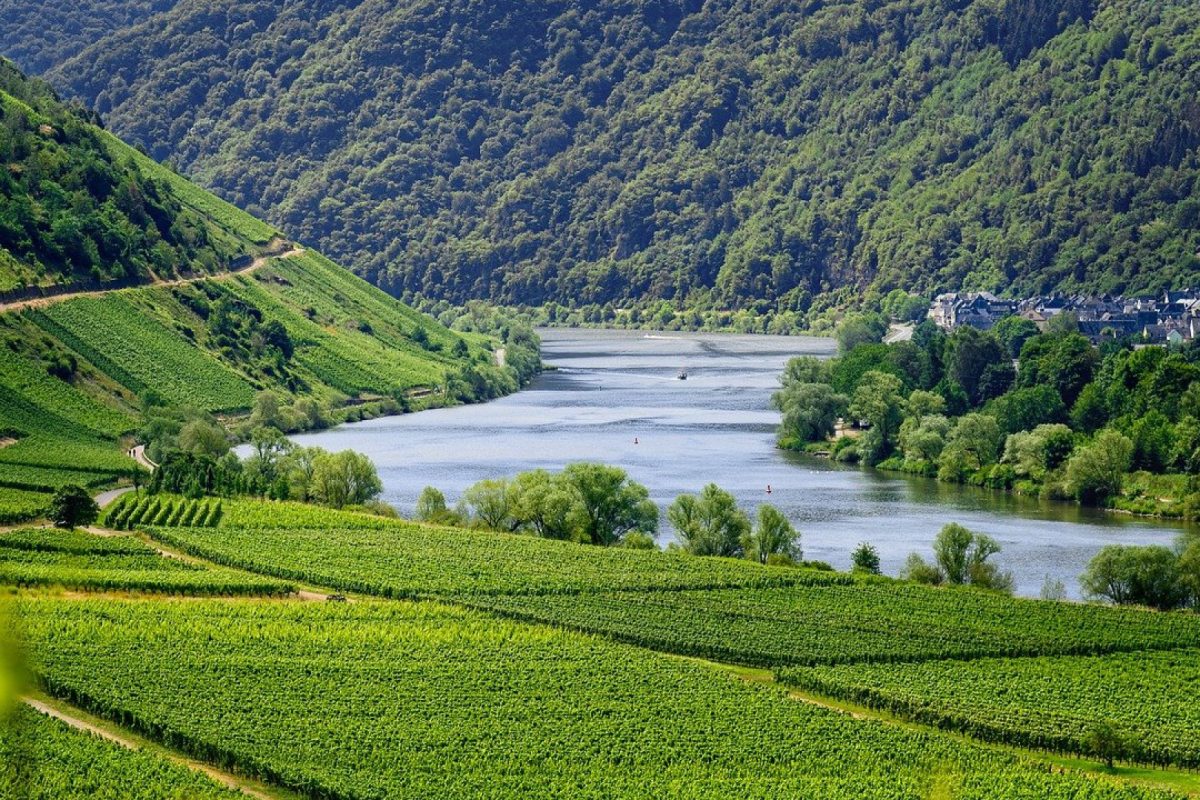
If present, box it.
[474,580,1200,669]
[986,385,1066,435]
[20,596,1177,800]
[742,505,800,565]
[904,523,1013,593]
[782,650,1200,769]
[308,450,381,510]
[850,542,881,575]
[847,370,905,465]
[1081,545,1189,611]
[2,705,247,800]
[560,463,657,546]
[18,1,1200,311]
[945,327,1013,407]
[835,312,888,354]
[773,381,847,445]
[1018,333,1099,408]
[668,483,751,558]
[992,316,1041,359]
[46,485,97,529]
[1066,429,1134,503]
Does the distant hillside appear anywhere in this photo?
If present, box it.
[0,63,527,522]
[5,0,1200,315]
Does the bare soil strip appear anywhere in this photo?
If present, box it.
[21,694,291,800]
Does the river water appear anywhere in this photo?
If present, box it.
[291,328,1188,598]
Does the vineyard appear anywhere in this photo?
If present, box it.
[469,583,1200,667]
[0,350,134,440]
[16,596,1184,800]
[30,296,257,412]
[1,706,246,800]
[780,650,1200,769]
[0,487,52,523]
[102,494,222,530]
[0,528,291,596]
[99,129,279,247]
[147,522,823,597]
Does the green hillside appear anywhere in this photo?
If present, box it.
[0,64,517,522]
[0,60,264,294]
[6,0,1199,315]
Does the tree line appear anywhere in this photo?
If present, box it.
[415,465,825,569]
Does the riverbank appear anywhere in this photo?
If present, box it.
[284,328,1187,599]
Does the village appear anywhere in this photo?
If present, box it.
[927,290,1200,346]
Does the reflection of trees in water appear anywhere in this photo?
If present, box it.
[779,449,1186,533]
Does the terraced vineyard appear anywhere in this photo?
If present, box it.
[469,583,1200,667]
[98,129,279,247]
[0,528,291,596]
[780,650,1200,769]
[148,522,826,598]
[1,706,246,800]
[17,596,1183,800]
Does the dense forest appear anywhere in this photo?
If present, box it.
[4,0,1200,313]
[775,311,1200,521]
[0,60,240,291]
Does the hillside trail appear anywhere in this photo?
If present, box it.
[21,695,286,800]
[0,239,304,314]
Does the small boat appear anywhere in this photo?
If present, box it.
[677,369,688,380]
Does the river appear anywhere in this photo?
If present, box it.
[290,328,1189,598]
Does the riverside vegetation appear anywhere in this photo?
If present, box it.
[774,311,1200,607]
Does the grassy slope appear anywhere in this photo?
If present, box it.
[0,88,492,521]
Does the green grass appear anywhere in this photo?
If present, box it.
[1,705,249,800]
[0,528,292,596]
[17,596,1185,800]
[467,582,1200,667]
[149,520,835,598]
[780,649,1200,768]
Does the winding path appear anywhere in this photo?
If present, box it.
[0,239,304,314]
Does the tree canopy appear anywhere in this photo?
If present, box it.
[8,1,1200,312]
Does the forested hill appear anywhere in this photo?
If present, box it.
[7,0,1200,313]
[0,59,267,294]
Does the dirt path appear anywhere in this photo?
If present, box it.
[0,239,303,314]
[22,695,282,799]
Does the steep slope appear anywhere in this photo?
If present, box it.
[0,64,514,521]
[6,0,1199,313]
[0,60,272,297]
